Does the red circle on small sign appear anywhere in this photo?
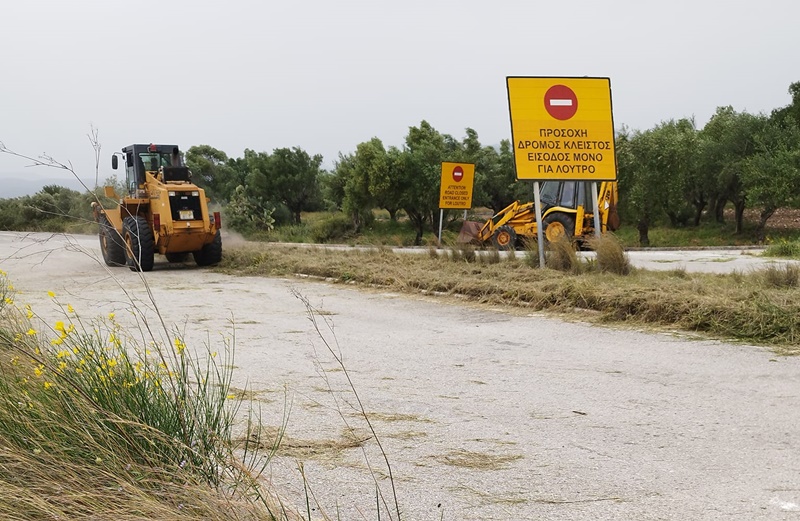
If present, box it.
[544,85,578,120]
[452,165,464,182]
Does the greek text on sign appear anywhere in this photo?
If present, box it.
[506,77,617,181]
[439,162,475,210]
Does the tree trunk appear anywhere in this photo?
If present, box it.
[734,200,746,235]
[294,211,302,225]
[388,208,398,222]
[692,198,706,226]
[755,206,775,243]
[714,198,727,223]
[666,211,678,227]
[637,219,650,247]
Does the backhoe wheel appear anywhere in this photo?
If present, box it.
[193,230,222,267]
[165,252,189,263]
[98,214,126,266]
[491,225,517,251]
[123,215,155,272]
[542,212,576,244]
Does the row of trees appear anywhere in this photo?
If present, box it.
[185,81,800,245]
[186,124,528,244]
[2,82,798,245]
[617,82,800,244]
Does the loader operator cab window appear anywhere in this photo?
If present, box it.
[539,181,579,210]
[139,152,173,172]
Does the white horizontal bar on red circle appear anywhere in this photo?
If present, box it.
[549,99,574,106]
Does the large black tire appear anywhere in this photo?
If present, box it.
[542,212,576,244]
[98,214,126,266]
[165,252,189,263]
[491,225,517,251]
[193,230,222,267]
[123,215,155,272]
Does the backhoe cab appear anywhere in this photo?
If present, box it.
[92,143,222,271]
[461,181,619,250]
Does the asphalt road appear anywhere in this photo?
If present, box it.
[1,232,798,520]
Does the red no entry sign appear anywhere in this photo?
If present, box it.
[544,84,578,120]
[452,165,464,182]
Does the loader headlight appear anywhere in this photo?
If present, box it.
[191,191,199,197]
[168,191,176,197]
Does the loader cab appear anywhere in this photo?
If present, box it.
[112,144,185,196]
[539,181,594,212]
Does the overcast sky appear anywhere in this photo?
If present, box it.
[1,0,798,191]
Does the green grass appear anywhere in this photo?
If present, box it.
[764,239,800,258]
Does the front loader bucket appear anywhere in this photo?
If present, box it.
[457,221,484,243]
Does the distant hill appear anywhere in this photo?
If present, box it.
[2,176,97,198]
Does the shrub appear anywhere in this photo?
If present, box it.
[760,263,800,288]
[309,213,354,243]
[587,233,630,275]
[521,238,541,268]
[764,239,800,258]
[545,237,580,273]
[0,272,278,519]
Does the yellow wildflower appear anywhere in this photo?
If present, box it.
[55,321,65,332]
[0,269,6,276]
[107,358,117,368]
[226,394,236,400]
[26,328,36,336]
[33,365,44,377]
[43,381,53,390]
[4,297,12,305]
[174,337,186,354]
[72,346,80,355]
[108,312,115,320]
[67,304,74,313]
[26,309,33,319]
[58,362,67,371]
[56,350,70,359]
[47,291,55,298]
[50,337,63,346]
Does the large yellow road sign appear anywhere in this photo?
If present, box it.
[439,162,475,209]
[507,77,617,181]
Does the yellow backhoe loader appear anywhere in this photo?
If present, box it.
[92,143,221,271]
[460,181,619,250]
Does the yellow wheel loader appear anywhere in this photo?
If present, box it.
[462,181,619,250]
[92,143,222,272]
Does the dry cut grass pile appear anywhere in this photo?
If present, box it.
[220,242,800,354]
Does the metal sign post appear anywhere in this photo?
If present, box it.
[591,182,601,238]
[533,181,546,268]
[437,209,444,246]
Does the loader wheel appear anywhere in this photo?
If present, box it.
[542,212,575,244]
[123,216,155,272]
[165,252,189,263]
[193,230,222,267]
[98,214,126,266]
[491,225,517,251]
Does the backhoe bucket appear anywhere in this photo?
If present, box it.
[457,221,484,243]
